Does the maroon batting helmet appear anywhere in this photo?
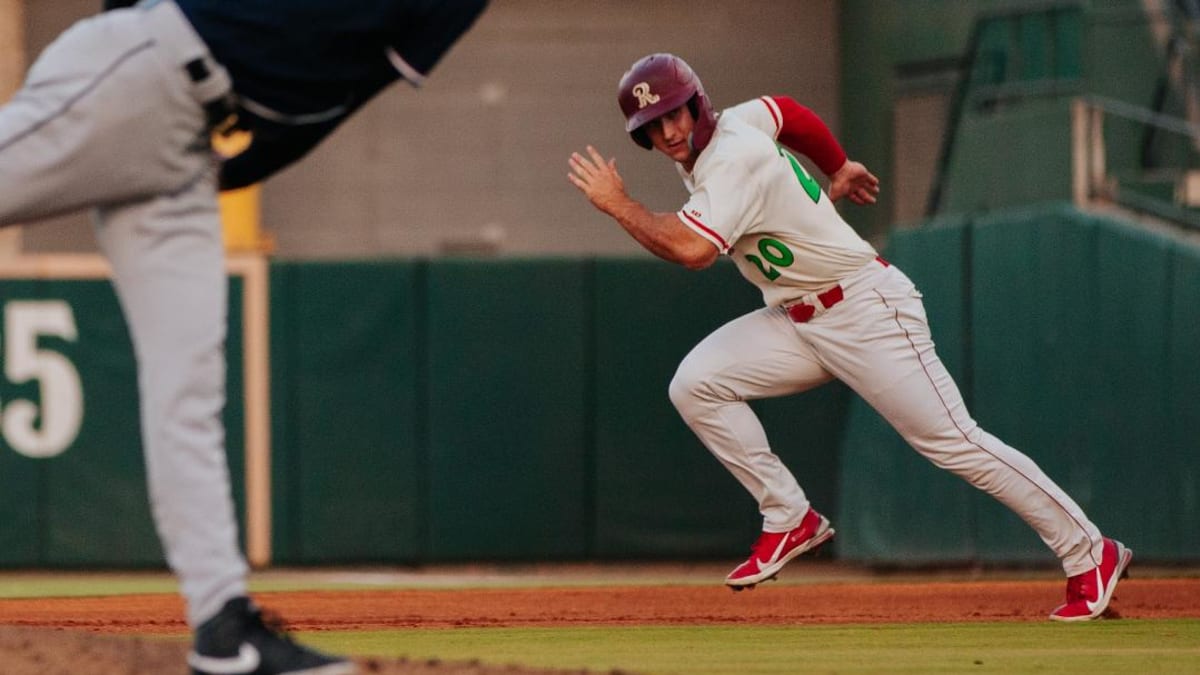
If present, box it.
[617,53,717,153]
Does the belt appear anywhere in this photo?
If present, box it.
[184,57,238,132]
[786,256,890,324]
[139,0,236,131]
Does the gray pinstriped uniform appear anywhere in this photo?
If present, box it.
[0,0,242,627]
[2,0,486,629]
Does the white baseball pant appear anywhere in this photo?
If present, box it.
[669,259,1105,576]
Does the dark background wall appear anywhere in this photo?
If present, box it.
[19,0,841,257]
[839,0,1169,236]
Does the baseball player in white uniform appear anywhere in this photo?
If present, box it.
[568,53,1131,621]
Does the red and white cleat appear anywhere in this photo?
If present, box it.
[725,508,834,590]
[1049,537,1133,622]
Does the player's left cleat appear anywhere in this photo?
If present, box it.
[1048,537,1133,622]
[725,507,834,589]
[188,596,356,675]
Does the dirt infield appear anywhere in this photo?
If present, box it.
[0,577,1195,674]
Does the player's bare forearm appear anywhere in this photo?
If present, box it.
[568,146,716,269]
[604,196,711,268]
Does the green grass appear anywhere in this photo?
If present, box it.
[298,621,1200,675]
[0,573,346,598]
[0,574,180,598]
[0,571,485,598]
[1,572,1195,673]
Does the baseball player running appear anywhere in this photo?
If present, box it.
[0,1,487,673]
[568,53,1131,621]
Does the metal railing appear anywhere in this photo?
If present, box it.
[927,2,1200,229]
[1072,95,1200,229]
[925,3,1085,216]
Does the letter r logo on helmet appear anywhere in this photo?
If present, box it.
[632,83,660,109]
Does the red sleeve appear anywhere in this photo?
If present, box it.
[771,96,847,176]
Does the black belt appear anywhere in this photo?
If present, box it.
[184,57,238,132]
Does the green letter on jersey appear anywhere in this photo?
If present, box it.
[744,238,794,281]
[778,145,821,204]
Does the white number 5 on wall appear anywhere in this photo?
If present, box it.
[2,301,83,458]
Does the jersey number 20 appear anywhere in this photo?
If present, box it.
[744,238,794,281]
[744,146,819,281]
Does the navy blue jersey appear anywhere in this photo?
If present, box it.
[105,0,488,188]
[177,0,486,117]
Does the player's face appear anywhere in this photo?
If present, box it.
[645,105,697,165]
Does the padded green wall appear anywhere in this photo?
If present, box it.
[590,260,851,558]
[270,262,421,563]
[269,258,852,564]
[424,260,589,560]
[1086,218,1173,553]
[837,217,977,563]
[2,204,1195,567]
[19,281,160,566]
[0,277,246,567]
[969,206,1102,562]
[838,203,1200,565]
[1168,244,1200,558]
[592,260,760,556]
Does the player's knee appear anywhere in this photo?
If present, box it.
[668,363,724,414]
[667,367,699,413]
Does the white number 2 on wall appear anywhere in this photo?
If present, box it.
[1,301,83,458]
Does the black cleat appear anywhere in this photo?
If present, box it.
[188,596,355,675]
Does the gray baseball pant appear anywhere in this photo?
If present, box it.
[0,0,247,627]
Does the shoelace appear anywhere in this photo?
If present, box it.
[1063,572,1096,604]
[748,532,779,560]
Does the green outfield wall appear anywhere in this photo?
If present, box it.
[268,262,422,564]
[0,276,246,567]
[0,203,1195,567]
[267,202,1200,566]
[265,258,851,564]
[838,203,1200,565]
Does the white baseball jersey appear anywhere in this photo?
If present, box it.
[675,97,877,307]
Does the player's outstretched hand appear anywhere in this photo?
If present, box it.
[568,146,629,216]
[828,160,880,205]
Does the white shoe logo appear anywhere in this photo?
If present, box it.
[187,643,262,674]
[1085,568,1105,614]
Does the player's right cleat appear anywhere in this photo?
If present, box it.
[188,596,356,675]
[725,507,834,589]
[1048,537,1133,622]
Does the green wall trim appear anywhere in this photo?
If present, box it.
[838,202,1200,564]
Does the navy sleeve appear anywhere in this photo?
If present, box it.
[389,0,489,78]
